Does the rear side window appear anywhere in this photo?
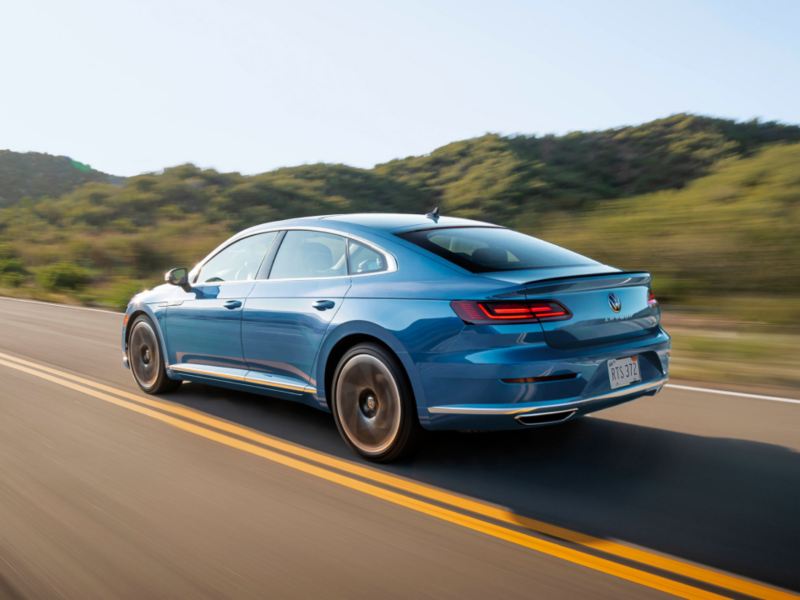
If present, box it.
[398,227,596,273]
[348,240,387,275]
[269,230,348,279]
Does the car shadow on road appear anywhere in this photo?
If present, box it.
[165,382,800,591]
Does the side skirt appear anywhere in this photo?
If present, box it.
[168,363,322,407]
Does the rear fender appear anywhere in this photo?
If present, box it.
[314,320,426,417]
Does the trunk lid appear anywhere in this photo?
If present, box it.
[485,268,660,349]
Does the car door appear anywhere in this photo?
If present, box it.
[164,232,279,379]
[242,229,351,395]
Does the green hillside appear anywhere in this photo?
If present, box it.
[0,150,122,206]
[528,142,800,310]
[376,113,800,220]
[0,113,798,315]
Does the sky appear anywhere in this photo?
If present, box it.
[1,0,798,176]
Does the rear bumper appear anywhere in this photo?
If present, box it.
[416,327,670,431]
[429,376,666,418]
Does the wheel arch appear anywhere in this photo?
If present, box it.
[124,309,148,345]
[316,323,426,416]
[124,305,172,375]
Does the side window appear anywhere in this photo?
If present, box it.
[269,230,348,279]
[348,240,387,274]
[197,232,278,283]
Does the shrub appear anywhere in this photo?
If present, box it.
[104,279,150,310]
[0,256,28,287]
[36,262,92,290]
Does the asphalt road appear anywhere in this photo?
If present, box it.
[0,297,797,599]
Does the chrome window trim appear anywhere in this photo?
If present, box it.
[189,225,397,284]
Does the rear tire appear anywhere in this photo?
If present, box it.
[331,343,421,462]
[127,315,181,394]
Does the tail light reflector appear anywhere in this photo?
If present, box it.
[451,300,571,324]
[648,289,658,306]
[502,373,577,384]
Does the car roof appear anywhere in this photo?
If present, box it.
[246,213,497,234]
[320,213,499,232]
[231,214,503,246]
[202,213,504,278]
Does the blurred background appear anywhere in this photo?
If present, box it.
[0,0,798,391]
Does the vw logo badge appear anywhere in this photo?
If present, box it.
[608,293,622,313]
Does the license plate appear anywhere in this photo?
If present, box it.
[607,356,641,390]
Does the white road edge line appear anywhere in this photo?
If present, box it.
[0,295,123,315]
[666,384,800,405]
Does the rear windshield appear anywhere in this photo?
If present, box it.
[398,226,597,273]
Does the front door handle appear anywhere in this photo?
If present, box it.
[224,299,242,310]
[313,299,336,311]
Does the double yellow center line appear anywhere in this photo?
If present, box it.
[0,351,792,600]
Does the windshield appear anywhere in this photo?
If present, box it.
[398,226,597,273]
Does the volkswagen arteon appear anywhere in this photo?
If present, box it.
[122,212,670,462]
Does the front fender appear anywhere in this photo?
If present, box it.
[122,298,171,375]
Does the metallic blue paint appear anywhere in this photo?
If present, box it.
[164,281,255,369]
[243,278,351,392]
[122,214,670,431]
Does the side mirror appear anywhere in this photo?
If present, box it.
[165,267,191,291]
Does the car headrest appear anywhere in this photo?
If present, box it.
[304,242,334,275]
[471,247,507,268]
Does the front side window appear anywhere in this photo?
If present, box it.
[197,232,278,283]
[269,230,348,279]
[348,240,387,275]
[398,227,597,273]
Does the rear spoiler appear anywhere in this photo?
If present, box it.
[502,271,651,297]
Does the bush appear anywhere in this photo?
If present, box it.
[104,279,150,310]
[36,262,92,290]
[0,256,28,287]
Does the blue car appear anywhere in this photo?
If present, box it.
[122,212,670,462]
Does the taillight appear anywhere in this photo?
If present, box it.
[451,300,571,324]
[648,289,658,307]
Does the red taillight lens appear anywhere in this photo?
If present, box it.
[451,300,571,324]
[648,289,657,306]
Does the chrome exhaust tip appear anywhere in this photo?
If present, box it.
[515,409,577,426]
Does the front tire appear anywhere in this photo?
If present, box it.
[331,343,421,462]
[127,315,181,394]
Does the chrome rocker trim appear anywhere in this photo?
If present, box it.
[427,377,668,416]
[169,363,316,394]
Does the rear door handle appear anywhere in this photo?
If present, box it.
[313,299,336,311]
[224,300,242,310]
